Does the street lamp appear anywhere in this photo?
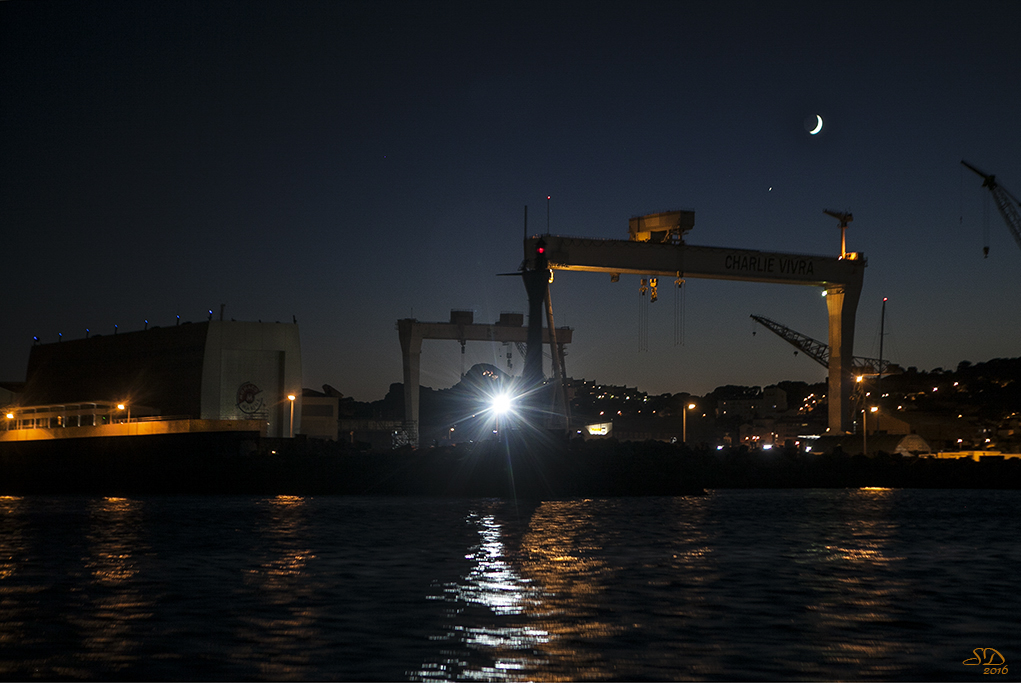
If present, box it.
[855,375,866,452]
[862,405,878,455]
[683,402,696,444]
[117,403,130,424]
[287,394,296,438]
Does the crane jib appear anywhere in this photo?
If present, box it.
[961,159,1021,254]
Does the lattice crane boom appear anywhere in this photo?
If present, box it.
[750,314,898,376]
[750,314,830,367]
[961,160,1021,255]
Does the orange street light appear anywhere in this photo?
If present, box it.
[683,402,696,445]
[287,394,296,438]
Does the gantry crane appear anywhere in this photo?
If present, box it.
[523,210,868,433]
[961,160,1021,257]
[750,314,899,376]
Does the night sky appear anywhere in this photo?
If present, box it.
[3,1,1019,402]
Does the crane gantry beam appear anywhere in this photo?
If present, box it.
[531,236,863,287]
[524,228,867,433]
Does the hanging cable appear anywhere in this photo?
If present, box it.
[982,189,991,257]
[880,299,898,372]
[638,278,649,352]
[959,162,964,228]
[674,277,686,346]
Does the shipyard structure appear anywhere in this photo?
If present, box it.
[2,321,303,440]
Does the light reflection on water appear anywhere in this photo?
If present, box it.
[0,496,26,582]
[413,491,1019,681]
[415,508,552,681]
[0,495,34,662]
[64,497,155,678]
[453,511,537,616]
[0,490,1016,680]
[781,487,911,679]
[236,494,323,680]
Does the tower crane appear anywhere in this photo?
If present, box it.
[824,209,853,259]
[961,160,1021,257]
[750,314,900,376]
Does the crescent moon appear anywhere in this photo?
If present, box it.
[809,114,823,135]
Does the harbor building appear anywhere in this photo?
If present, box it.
[7,320,302,438]
[299,388,339,441]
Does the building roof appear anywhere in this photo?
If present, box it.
[814,433,932,456]
[22,323,211,415]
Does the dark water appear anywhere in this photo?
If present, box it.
[0,490,1017,681]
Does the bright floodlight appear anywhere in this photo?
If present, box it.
[490,392,513,416]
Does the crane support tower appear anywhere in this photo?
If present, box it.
[522,210,867,433]
[750,314,900,376]
[961,160,1021,256]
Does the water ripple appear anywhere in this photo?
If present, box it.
[0,491,1016,680]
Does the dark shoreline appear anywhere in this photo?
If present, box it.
[1,431,1020,496]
